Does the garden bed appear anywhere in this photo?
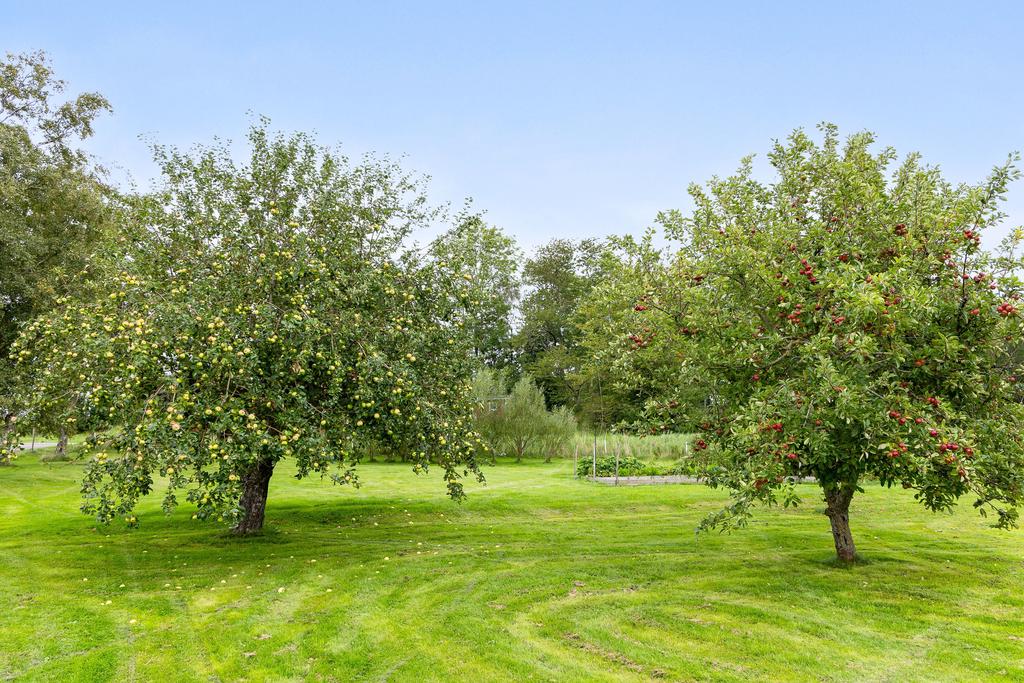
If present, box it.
[590,475,701,485]
[588,475,816,486]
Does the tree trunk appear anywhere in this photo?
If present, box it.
[55,427,68,459]
[233,459,275,534]
[0,412,13,465]
[823,485,857,562]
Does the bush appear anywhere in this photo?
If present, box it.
[659,459,698,476]
[568,432,694,462]
[578,455,644,477]
[578,455,699,478]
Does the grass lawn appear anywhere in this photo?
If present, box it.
[1,452,1022,682]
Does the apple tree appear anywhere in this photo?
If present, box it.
[0,50,112,459]
[6,123,484,533]
[598,125,1024,561]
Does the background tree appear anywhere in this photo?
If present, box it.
[429,212,520,368]
[470,367,507,463]
[7,122,483,532]
[501,376,553,462]
[470,370,575,462]
[600,125,1024,562]
[575,234,694,430]
[0,51,112,459]
[538,405,576,463]
[514,238,604,412]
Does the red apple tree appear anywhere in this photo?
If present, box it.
[600,125,1024,561]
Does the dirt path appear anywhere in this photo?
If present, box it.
[18,441,59,450]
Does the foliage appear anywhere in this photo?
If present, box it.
[657,459,698,476]
[576,453,697,477]
[576,454,646,477]
[429,212,521,367]
[592,125,1024,560]
[498,374,548,462]
[567,431,694,462]
[539,405,577,462]
[514,239,605,414]
[471,370,576,462]
[469,367,507,461]
[575,236,692,429]
[0,50,113,458]
[5,122,483,531]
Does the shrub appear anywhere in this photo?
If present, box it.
[578,454,700,478]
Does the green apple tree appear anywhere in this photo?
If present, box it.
[0,50,113,459]
[594,125,1024,561]
[6,123,483,533]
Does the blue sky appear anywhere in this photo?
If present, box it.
[4,1,1023,249]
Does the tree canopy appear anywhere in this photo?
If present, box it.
[429,212,521,368]
[470,369,576,462]
[0,50,112,448]
[514,238,605,412]
[6,122,484,532]
[590,125,1024,561]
